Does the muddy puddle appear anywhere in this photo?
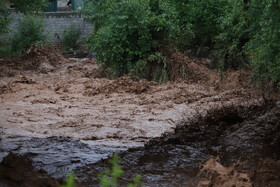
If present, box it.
[0,46,279,186]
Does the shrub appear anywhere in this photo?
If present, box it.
[62,22,81,51]
[0,0,10,35]
[82,0,280,90]
[82,0,175,81]
[169,0,226,53]
[0,1,11,58]
[247,0,280,89]
[212,0,251,71]
[10,15,46,56]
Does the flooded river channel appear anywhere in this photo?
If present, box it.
[0,48,279,186]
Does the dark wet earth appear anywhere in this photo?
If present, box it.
[1,103,280,186]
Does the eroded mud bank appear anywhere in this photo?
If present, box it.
[77,104,280,187]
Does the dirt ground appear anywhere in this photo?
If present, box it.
[0,46,278,186]
[0,46,262,147]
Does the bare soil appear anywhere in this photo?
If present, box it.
[0,46,261,147]
[0,46,279,186]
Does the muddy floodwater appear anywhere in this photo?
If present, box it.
[0,47,279,186]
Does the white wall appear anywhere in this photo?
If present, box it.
[5,12,94,43]
[57,0,69,8]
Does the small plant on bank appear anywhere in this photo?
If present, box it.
[60,172,75,187]
[61,154,144,187]
[62,22,81,51]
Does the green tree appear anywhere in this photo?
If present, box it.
[0,0,10,34]
[213,0,251,70]
[82,0,174,81]
[82,0,280,89]
[168,0,227,54]
[247,0,280,88]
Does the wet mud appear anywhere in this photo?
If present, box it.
[77,104,280,187]
[0,46,279,186]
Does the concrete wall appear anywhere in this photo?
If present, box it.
[6,12,94,43]
[57,0,69,7]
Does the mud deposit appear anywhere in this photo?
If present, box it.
[0,46,279,186]
[76,104,280,187]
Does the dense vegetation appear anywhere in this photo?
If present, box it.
[82,0,280,88]
[0,0,10,34]
[82,0,174,81]
[0,0,279,89]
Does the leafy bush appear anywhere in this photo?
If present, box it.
[10,15,46,56]
[0,0,10,35]
[169,0,226,53]
[212,0,250,71]
[247,0,280,88]
[0,1,10,58]
[10,0,49,14]
[82,0,174,81]
[82,0,280,90]
[0,0,49,58]
[62,22,81,51]
[214,0,280,88]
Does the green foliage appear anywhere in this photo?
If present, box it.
[0,0,48,58]
[99,154,124,187]
[62,22,81,51]
[82,0,280,89]
[0,2,10,58]
[213,0,250,71]
[61,154,144,187]
[82,0,174,81]
[10,15,46,56]
[127,174,144,187]
[0,1,10,58]
[0,0,10,35]
[171,0,280,88]
[10,0,49,14]
[247,0,280,87]
[83,0,151,77]
[0,0,48,35]
[99,154,144,187]
[214,0,280,87]
[60,172,76,187]
[169,0,226,53]
[147,52,168,83]
[128,60,150,81]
